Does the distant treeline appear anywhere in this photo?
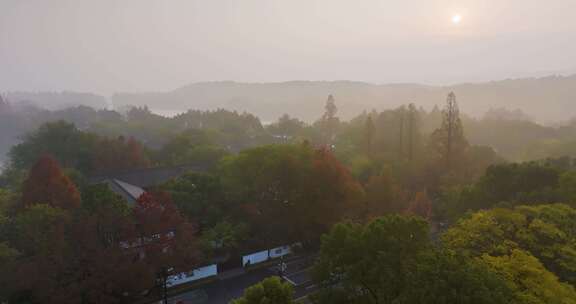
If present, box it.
[2,94,576,169]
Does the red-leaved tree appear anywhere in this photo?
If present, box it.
[92,136,151,172]
[21,154,81,210]
[67,213,155,304]
[298,147,364,241]
[133,191,200,289]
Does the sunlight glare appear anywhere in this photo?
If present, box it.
[452,14,462,25]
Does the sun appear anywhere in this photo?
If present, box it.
[452,14,462,25]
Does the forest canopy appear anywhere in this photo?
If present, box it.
[1,93,576,304]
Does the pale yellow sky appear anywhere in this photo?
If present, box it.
[1,0,575,94]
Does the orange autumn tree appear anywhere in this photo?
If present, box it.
[364,170,409,217]
[220,144,365,245]
[298,147,365,241]
[21,154,81,210]
[309,147,364,220]
[92,136,151,172]
[405,191,433,220]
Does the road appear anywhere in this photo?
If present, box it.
[167,256,317,304]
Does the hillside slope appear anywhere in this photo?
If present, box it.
[112,75,576,123]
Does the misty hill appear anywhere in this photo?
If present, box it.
[5,91,108,110]
[112,75,576,123]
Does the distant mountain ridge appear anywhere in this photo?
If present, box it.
[112,75,576,123]
[3,74,575,124]
[4,91,108,110]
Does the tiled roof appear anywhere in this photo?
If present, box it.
[102,178,145,206]
[89,164,209,188]
[114,179,145,201]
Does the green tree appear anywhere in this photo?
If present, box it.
[437,162,562,222]
[8,121,153,174]
[81,183,131,216]
[436,184,486,222]
[312,215,517,304]
[9,121,98,172]
[428,92,468,171]
[398,250,514,304]
[11,204,70,260]
[362,116,375,157]
[6,204,77,303]
[398,105,406,160]
[317,95,339,145]
[158,129,228,167]
[313,215,430,304]
[0,242,19,301]
[232,276,294,304]
[481,249,576,304]
[267,114,306,141]
[479,162,560,204]
[201,220,249,254]
[0,188,15,226]
[405,103,420,162]
[161,172,225,228]
[442,204,576,286]
[219,144,311,244]
[559,170,576,207]
[346,154,379,183]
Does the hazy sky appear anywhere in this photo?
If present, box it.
[1,0,575,94]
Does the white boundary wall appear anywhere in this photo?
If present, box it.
[269,245,291,259]
[166,264,218,287]
[242,250,269,266]
[166,243,300,286]
[242,244,296,266]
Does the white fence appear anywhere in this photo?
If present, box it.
[166,264,218,287]
[242,244,294,267]
[166,243,297,287]
[242,250,269,266]
[269,245,291,259]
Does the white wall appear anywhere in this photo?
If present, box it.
[242,250,269,266]
[166,264,218,287]
[269,245,291,259]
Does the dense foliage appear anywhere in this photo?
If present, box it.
[9,121,150,175]
[436,161,576,221]
[311,215,514,304]
[2,93,576,303]
[219,144,364,246]
[304,204,576,303]
[0,157,199,304]
[443,204,576,286]
[231,277,294,304]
